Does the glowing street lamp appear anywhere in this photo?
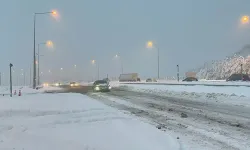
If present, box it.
[33,10,58,89]
[146,41,160,79]
[241,15,249,24]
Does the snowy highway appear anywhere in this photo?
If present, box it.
[87,87,250,150]
[1,84,250,150]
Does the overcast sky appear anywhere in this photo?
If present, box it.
[1,0,250,83]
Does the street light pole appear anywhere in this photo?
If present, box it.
[121,59,124,74]
[147,41,160,79]
[33,11,56,89]
[177,65,180,82]
[0,72,1,86]
[241,64,243,80]
[9,63,13,97]
[33,14,36,89]
[98,63,100,80]
[157,47,159,79]
[37,44,40,85]
[24,71,26,86]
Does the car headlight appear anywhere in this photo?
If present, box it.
[95,87,100,90]
[55,83,59,86]
[108,86,112,89]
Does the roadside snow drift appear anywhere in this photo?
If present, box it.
[0,93,181,150]
[122,84,250,107]
[0,86,63,95]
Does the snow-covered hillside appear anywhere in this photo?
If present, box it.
[195,45,250,80]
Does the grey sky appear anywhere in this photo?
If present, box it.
[1,0,250,83]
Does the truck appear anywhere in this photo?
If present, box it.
[185,72,196,78]
[119,73,140,82]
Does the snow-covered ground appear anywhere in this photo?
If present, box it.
[118,83,250,107]
[0,93,182,150]
[118,80,250,86]
[0,86,63,95]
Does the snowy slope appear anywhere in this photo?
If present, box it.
[195,45,250,80]
[0,93,182,150]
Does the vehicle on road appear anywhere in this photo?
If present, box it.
[119,73,140,82]
[92,80,111,92]
[146,78,157,82]
[226,73,250,81]
[183,77,198,82]
[70,82,79,87]
[54,83,61,86]
[103,78,110,83]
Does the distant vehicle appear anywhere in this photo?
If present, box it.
[183,77,198,82]
[43,83,49,87]
[54,83,61,86]
[185,72,197,78]
[93,80,111,92]
[70,82,79,87]
[119,73,139,82]
[146,78,157,82]
[226,74,250,81]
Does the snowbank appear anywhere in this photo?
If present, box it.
[0,93,182,150]
[0,86,63,95]
[123,84,250,107]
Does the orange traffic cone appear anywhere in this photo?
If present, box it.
[18,90,21,96]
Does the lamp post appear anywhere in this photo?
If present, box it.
[9,63,13,97]
[33,11,57,89]
[114,54,123,74]
[37,41,52,85]
[147,41,160,79]
[177,65,180,82]
[91,60,99,80]
[0,72,1,86]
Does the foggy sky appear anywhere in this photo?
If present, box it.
[1,0,250,84]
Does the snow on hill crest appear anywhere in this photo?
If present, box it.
[195,45,250,80]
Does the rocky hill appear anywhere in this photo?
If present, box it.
[195,45,250,80]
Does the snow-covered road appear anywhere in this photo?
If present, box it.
[0,93,181,150]
[89,88,250,150]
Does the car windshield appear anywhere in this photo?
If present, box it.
[94,80,108,84]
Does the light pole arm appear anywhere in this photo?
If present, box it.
[35,12,53,15]
[156,46,160,79]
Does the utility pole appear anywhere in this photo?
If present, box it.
[157,47,160,79]
[0,72,1,86]
[33,14,37,89]
[241,64,243,80]
[30,65,31,86]
[9,63,13,97]
[98,63,100,80]
[177,65,180,82]
[24,71,26,86]
[37,44,40,86]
